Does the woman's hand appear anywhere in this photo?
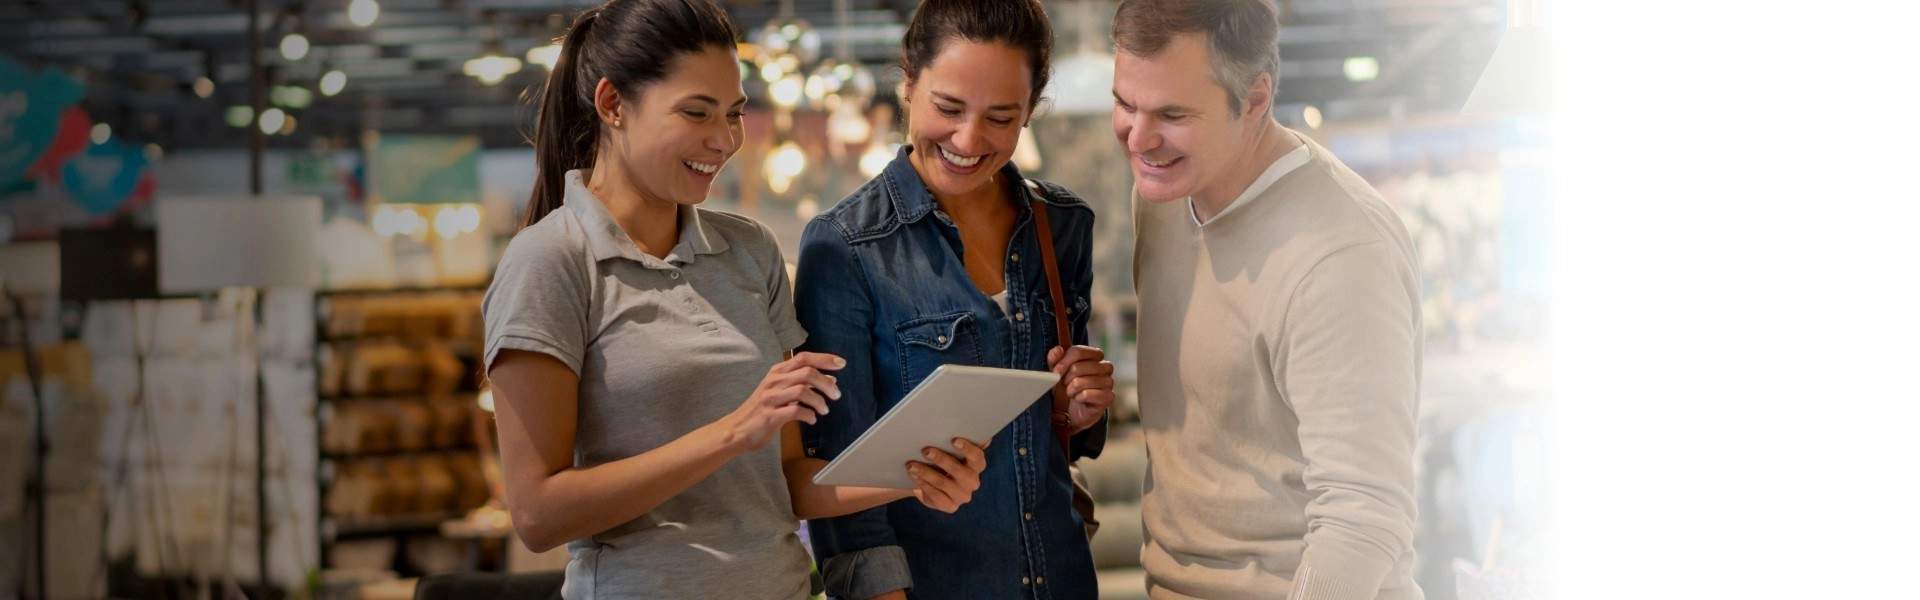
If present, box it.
[716,352,844,452]
[1049,345,1115,434]
[905,437,989,513]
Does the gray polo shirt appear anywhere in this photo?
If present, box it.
[483,169,811,599]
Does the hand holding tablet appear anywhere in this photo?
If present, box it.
[813,365,1063,490]
[903,436,990,513]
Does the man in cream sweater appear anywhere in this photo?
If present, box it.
[1111,1,1423,598]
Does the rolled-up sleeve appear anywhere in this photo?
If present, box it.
[1279,242,1421,600]
[483,226,591,376]
[792,217,913,598]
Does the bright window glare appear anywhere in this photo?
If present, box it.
[1553,1,1920,598]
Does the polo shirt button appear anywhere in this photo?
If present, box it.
[669,271,681,279]
[1014,312,1025,321]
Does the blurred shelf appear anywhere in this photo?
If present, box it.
[313,285,494,571]
[315,337,482,354]
[108,562,288,600]
[316,286,488,297]
[325,511,466,540]
[320,393,480,402]
[321,447,478,461]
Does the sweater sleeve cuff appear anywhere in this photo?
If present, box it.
[820,545,913,599]
[1290,536,1395,600]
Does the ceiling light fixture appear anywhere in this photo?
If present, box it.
[464,55,522,85]
[769,75,803,108]
[280,33,310,61]
[271,85,314,109]
[348,0,379,27]
[320,70,347,96]
[765,140,806,194]
[1343,57,1380,82]
[527,43,562,71]
[859,142,893,179]
[466,30,522,85]
[259,108,287,135]
[226,106,253,128]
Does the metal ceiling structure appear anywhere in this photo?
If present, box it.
[0,0,1505,151]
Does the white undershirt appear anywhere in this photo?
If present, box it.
[991,290,1010,316]
[1190,142,1311,227]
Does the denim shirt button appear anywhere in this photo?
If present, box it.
[1014,312,1025,321]
[1022,577,1031,586]
[1018,447,1028,456]
[1024,512,1032,521]
[1037,578,1046,585]
[937,335,948,344]
[1011,252,1020,262]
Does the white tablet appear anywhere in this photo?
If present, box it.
[812,364,1061,489]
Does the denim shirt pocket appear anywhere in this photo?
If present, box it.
[1031,292,1093,348]
[895,311,985,392]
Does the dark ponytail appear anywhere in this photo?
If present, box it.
[524,0,739,228]
[525,11,599,228]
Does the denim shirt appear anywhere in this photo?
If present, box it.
[795,147,1107,600]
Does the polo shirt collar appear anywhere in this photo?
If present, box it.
[563,169,728,267]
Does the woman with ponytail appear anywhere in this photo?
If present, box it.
[482,1,987,597]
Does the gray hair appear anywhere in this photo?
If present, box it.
[1112,0,1282,118]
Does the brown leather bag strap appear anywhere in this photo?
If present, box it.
[1028,183,1076,460]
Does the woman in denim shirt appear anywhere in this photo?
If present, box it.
[789,1,1118,598]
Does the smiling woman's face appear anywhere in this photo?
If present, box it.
[606,45,747,206]
[902,40,1033,201]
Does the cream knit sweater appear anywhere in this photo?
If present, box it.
[1131,132,1424,600]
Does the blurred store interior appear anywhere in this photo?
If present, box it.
[0,0,1555,598]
